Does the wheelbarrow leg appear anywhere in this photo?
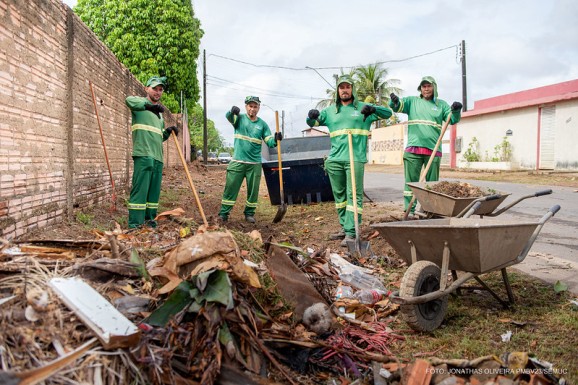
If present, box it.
[501,268,515,304]
[473,276,511,309]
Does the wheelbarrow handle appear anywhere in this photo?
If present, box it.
[535,189,553,197]
[483,194,502,201]
[514,204,561,265]
[485,189,553,217]
[461,201,483,218]
[550,204,561,215]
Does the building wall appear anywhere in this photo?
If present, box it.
[457,99,578,170]
[553,101,578,169]
[0,0,187,239]
[368,123,406,165]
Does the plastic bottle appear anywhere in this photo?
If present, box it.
[339,270,387,292]
[334,285,353,300]
[353,289,391,305]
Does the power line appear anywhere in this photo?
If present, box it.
[207,75,324,99]
[206,81,324,101]
[208,44,458,71]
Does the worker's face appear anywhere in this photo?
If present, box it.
[146,85,164,103]
[245,102,260,119]
[420,83,434,100]
[338,83,352,102]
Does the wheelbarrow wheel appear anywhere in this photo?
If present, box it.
[400,260,448,332]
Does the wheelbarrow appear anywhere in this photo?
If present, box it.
[407,181,552,218]
[371,202,561,332]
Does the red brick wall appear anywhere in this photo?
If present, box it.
[0,0,187,239]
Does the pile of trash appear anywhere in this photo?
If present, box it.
[0,211,570,384]
[0,215,404,384]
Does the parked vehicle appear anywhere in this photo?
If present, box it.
[207,152,218,163]
[218,152,232,164]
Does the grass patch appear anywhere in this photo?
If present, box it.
[395,271,577,381]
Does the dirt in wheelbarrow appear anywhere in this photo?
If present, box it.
[12,162,578,384]
[427,181,486,198]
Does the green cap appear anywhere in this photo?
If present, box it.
[337,74,354,86]
[244,96,261,104]
[145,76,167,88]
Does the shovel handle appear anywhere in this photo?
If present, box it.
[171,131,208,226]
[347,132,361,245]
[403,113,453,220]
[275,111,284,198]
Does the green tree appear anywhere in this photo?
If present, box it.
[353,63,401,106]
[315,64,402,126]
[74,0,203,112]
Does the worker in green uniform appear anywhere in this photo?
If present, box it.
[125,76,178,229]
[389,76,462,216]
[307,75,392,246]
[218,96,281,224]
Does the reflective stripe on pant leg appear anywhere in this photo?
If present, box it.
[145,159,164,221]
[219,161,246,217]
[128,157,154,228]
[244,163,261,217]
[325,159,348,230]
[403,152,424,213]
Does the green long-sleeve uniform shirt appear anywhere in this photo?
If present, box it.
[225,112,277,163]
[306,103,392,163]
[125,96,171,162]
[389,96,461,150]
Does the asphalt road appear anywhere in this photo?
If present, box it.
[364,172,578,295]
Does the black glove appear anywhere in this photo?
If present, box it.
[390,93,399,106]
[451,101,463,112]
[145,104,164,118]
[231,106,240,115]
[166,126,179,136]
[308,109,320,120]
[361,104,376,122]
[274,132,283,142]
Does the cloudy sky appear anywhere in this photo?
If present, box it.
[64,0,578,146]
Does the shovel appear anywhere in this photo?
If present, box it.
[89,81,116,212]
[345,131,373,258]
[273,111,288,223]
[402,113,453,220]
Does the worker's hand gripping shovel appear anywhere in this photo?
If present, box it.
[345,131,373,259]
[273,111,288,223]
[402,113,453,221]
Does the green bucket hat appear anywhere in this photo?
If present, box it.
[244,96,261,104]
[145,76,167,88]
[417,76,438,100]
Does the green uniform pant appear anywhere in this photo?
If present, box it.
[219,162,261,218]
[403,152,440,212]
[325,159,364,238]
[128,156,163,228]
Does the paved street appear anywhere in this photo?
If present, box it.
[365,172,578,295]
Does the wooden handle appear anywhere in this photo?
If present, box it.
[403,113,453,220]
[89,81,116,208]
[275,111,284,194]
[171,132,208,226]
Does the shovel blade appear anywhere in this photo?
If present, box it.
[346,239,373,258]
[273,203,288,223]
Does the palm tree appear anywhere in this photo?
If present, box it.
[353,63,401,106]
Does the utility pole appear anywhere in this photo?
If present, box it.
[202,49,208,165]
[460,40,468,112]
[281,110,285,137]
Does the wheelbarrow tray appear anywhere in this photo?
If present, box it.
[408,182,510,217]
[372,218,538,273]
